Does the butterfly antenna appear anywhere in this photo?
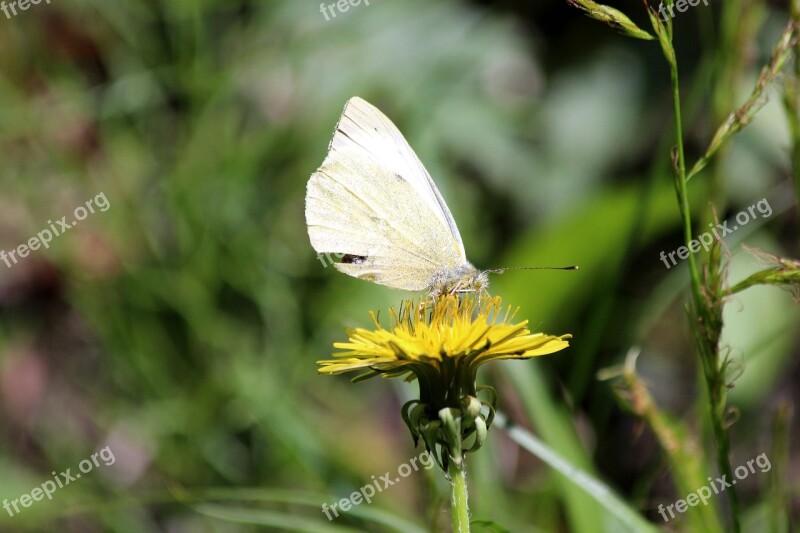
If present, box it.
[486,265,579,274]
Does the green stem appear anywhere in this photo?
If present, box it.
[769,401,792,533]
[668,52,702,304]
[448,460,470,533]
[707,382,739,531]
[664,17,741,532]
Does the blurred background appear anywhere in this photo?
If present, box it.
[0,0,798,531]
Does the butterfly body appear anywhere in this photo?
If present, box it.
[427,263,489,297]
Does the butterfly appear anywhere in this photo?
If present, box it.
[305,97,488,297]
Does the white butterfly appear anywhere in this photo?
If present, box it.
[305,97,488,296]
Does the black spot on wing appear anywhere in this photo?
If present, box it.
[342,254,367,264]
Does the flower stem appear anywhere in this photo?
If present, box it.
[448,460,470,533]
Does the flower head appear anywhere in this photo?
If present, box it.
[318,294,569,393]
[317,294,571,470]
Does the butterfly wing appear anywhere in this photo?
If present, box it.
[306,97,466,291]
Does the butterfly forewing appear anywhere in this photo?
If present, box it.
[306,97,467,291]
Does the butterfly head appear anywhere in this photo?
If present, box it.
[428,263,489,297]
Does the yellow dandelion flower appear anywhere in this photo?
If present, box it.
[318,294,569,387]
[317,294,571,471]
